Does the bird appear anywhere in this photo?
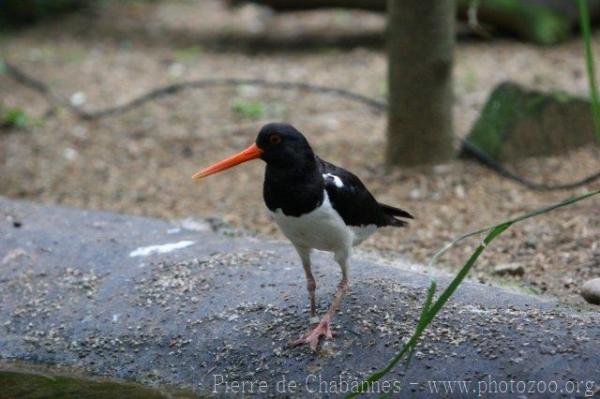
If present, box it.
[192,123,413,350]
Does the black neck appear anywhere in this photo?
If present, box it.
[263,156,324,216]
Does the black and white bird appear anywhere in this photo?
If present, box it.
[193,123,413,350]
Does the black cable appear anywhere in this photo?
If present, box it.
[459,139,600,191]
[3,61,387,119]
[3,60,600,191]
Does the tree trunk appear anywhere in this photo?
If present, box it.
[386,0,455,166]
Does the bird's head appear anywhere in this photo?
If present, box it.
[192,123,314,180]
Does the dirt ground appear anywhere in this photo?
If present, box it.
[1,0,599,305]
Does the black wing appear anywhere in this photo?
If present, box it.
[319,158,413,228]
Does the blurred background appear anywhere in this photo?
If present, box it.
[1,0,599,305]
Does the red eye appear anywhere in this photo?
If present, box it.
[269,135,282,145]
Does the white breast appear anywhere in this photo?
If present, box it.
[269,190,377,252]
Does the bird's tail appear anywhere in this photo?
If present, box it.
[379,203,414,227]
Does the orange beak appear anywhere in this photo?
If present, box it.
[192,143,263,180]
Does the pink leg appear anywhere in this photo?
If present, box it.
[293,277,349,351]
[294,246,317,317]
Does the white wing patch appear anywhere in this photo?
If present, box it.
[323,173,344,188]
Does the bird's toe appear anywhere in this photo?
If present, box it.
[291,315,334,351]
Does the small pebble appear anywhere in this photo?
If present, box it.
[580,278,600,305]
[70,91,86,106]
[493,263,525,277]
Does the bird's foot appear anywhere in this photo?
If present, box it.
[292,313,334,351]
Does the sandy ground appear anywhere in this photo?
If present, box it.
[1,0,599,305]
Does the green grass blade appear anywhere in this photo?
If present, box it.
[578,0,600,143]
[345,188,600,398]
[424,222,511,321]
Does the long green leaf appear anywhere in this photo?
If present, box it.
[405,280,436,366]
[578,0,600,143]
[346,188,600,398]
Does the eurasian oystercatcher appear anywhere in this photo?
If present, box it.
[193,123,413,350]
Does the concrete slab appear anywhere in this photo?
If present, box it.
[0,198,598,397]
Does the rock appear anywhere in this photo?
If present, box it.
[581,278,600,305]
[493,262,525,276]
[462,82,598,161]
[1,197,599,396]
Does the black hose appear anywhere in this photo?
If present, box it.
[4,60,599,191]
